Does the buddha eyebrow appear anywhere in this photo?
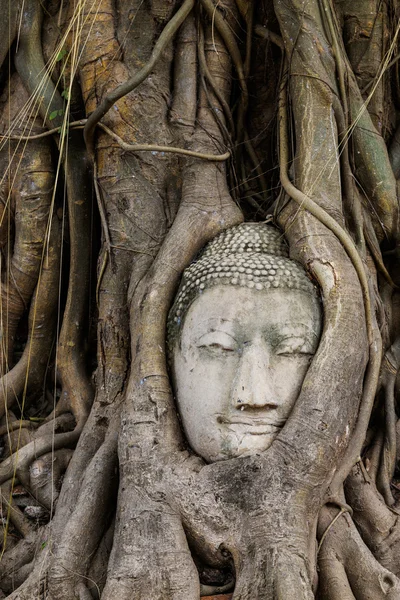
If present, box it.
[269,324,319,338]
[195,330,238,343]
[278,330,319,338]
[195,318,234,329]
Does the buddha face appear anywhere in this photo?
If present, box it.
[171,285,322,463]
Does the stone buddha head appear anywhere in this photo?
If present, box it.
[168,223,322,463]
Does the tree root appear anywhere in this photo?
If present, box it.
[14,0,64,129]
[0,213,61,418]
[0,421,38,437]
[0,121,87,142]
[0,0,19,73]
[12,0,93,430]
[57,132,93,427]
[76,582,94,600]
[200,581,234,595]
[318,505,400,599]
[0,559,35,596]
[2,552,49,600]
[0,528,44,595]
[98,123,231,161]
[278,65,382,493]
[170,14,197,130]
[254,24,284,50]
[197,21,235,137]
[86,518,115,598]
[345,462,400,577]
[200,0,247,118]
[0,481,34,538]
[0,136,54,377]
[0,425,82,485]
[200,0,267,196]
[48,421,119,600]
[29,449,73,511]
[2,2,397,600]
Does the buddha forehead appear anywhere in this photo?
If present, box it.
[180,285,321,347]
[167,222,319,348]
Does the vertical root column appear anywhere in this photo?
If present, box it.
[0,138,54,380]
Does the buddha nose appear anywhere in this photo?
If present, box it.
[231,341,278,409]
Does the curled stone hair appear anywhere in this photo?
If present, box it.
[167,222,319,349]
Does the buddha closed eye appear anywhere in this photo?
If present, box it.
[167,223,322,463]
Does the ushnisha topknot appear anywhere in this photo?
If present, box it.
[167,222,319,346]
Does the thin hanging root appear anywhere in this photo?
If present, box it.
[254,25,284,50]
[2,120,231,161]
[93,161,113,275]
[98,123,230,161]
[200,0,247,112]
[83,0,195,159]
[0,214,61,419]
[278,73,382,492]
[317,507,348,555]
[0,120,87,141]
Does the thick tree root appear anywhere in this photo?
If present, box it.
[48,420,119,600]
[0,426,82,485]
[318,506,400,599]
[14,0,64,130]
[345,463,400,577]
[57,132,93,427]
[29,449,73,510]
[0,136,54,381]
[0,212,61,417]
[0,528,45,595]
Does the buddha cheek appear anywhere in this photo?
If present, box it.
[173,352,237,461]
[271,357,311,415]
